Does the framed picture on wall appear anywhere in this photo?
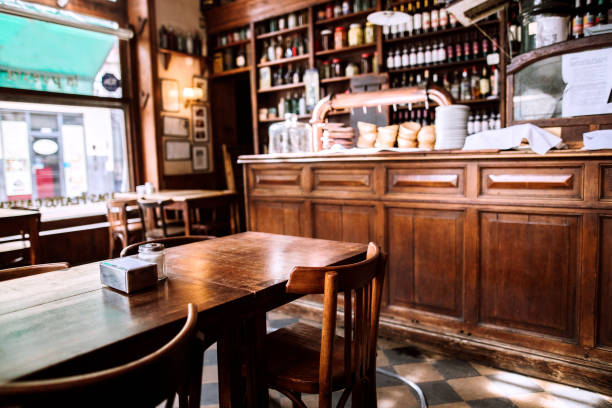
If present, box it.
[161,78,180,112]
[165,140,191,161]
[192,145,209,171]
[192,75,207,102]
[192,104,209,142]
[162,116,189,137]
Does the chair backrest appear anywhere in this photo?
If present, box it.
[286,242,386,408]
[222,144,236,193]
[0,262,70,282]
[106,199,138,231]
[137,199,173,238]
[0,304,200,408]
[120,235,215,257]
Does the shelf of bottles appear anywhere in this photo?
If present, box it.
[389,106,501,131]
[313,0,379,100]
[382,0,503,124]
[255,8,311,140]
[211,26,251,77]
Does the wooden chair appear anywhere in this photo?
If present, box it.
[0,304,203,408]
[138,199,185,240]
[265,242,386,408]
[106,199,143,258]
[0,262,70,282]
[120,235,215,257]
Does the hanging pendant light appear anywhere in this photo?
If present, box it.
[367,9,411,26]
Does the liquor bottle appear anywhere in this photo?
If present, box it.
[409,74,416,86]
[424,44,432,65]
[432,42,439,63]
[472,35,480,58]
[447,41,454,62]
[439,40,447,61]
[584,0,596,29]
[479,66,490,98]
[266,38,275,61]
[159,25,169,49]
[490,65,499,97]
[394,49,402,68]
[423,0,432,33]
[488,112,495,130]
[406,1,415,36]
[450,71,460,100]
[423,69,430,86]
[467,115,474,134]
[391,6,399,39]
[572,0,584,38]
[439,0,449,29]
[293,66,301,83]
[415,73,423,87]
[595,0,608,24]
[463,35,471,61]
[399,4,407,37]
[387,51,395,69]
[473,112,481,133]
[470,66,480,99]
[460,68,471,100]
[409,46,417,66]
[236,46,247,67]
[402,46,410,67]
[431,0,440,31]
[481,112,489,131]
[508,0,521,54]
[383,23,390,40]
[482,37,490,56]
[275,36,283,60]
[449,8,458,27]
[285,38,293,58]
[432,72,440,86]
[417,45,425,65]
[401,72,408,87]
[414,0,423,34]
[455,40,463,61]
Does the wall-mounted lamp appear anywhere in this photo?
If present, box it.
[183,87,204,108]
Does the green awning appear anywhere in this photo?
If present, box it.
[0,12,116,95]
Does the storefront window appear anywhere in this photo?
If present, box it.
[0,102,128,212]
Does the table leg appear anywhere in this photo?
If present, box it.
[28,215,40,265]
[245,312,269,408]
[217,325,243,408]
[182,203,192,236]
[229,201,237,235]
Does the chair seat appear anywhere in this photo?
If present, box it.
[146,224,185,239]
[266,322,348,395]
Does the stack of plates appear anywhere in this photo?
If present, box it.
[323,123,355,149]
[434,105,470,150]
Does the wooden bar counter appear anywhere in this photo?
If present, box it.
[239,149,612,394]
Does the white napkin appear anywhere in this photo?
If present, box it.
[462,124,562,155]
[583,130,612,150]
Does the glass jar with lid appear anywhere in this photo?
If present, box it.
[268,113,313,154]
[331,58,343,77]
[334,26,346,49]
[360,53,372,74]
[345,62,360,77]
[321,60,332,79]
[348,23,363,46]
[365,22,375,43]
[320,29,333,51]
[138,243,166,280]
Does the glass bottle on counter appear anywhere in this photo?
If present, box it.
[450,71,460,100]
[573,0,584,38]
[460,68,471,100]
[470,66,480,99]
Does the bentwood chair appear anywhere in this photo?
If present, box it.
[138,199,185,240]
[265,242,386,408]
[106,199,143,258]
[120,235,215,257]
[0,304,203,408]
[0,262,69,282]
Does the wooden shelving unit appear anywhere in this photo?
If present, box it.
[256,25,309,39]
[207,1,509,153]
[158,48,207,71]
[209,25,252,79]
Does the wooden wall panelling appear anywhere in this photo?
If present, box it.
[598,215,612,348]
[385,206,465,320]
[479,211,580,340]
[249,199,307,236]
[602,165,612,201]
[311,201,376,244]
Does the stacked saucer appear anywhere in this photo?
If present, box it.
[434,105,470,150]
[323,123,355,149]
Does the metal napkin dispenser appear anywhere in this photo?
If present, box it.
[100,257,158,294]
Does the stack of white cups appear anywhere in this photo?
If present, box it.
[434,105,470,150]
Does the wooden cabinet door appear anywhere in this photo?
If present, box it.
[598,216,612,347]
[312,203,375,244]
[479,212,580,341]
[386,207,464,319]
[250,200,306,237]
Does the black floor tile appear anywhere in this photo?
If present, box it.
[417,380,463,406]
[468,397,519,408]
[382,345,426,365]
[432,359,481,379]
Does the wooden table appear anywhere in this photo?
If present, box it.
[0,209,40,265]
[115,189,240,235]
[0,232,367,407]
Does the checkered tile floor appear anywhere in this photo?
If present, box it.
[199,310,612,408]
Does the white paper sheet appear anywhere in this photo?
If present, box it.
[462,124,562,155]
[583,130,612,150]
[561,48,612,117]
